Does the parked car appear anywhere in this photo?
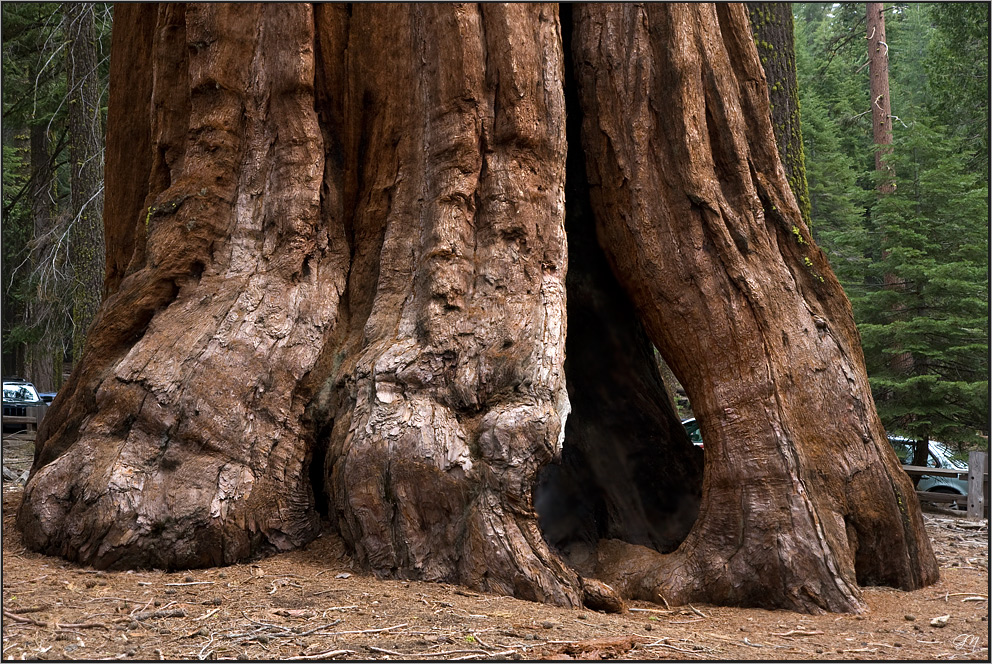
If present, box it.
[2,378,48,434]
[682,417,703,447]
[888,435,969,509]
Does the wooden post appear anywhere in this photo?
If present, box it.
[967,451,989,519]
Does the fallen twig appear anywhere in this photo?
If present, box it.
[284,649,355,660]
[193,608,221,621]
[629,607,673,615]
[163,581,215,587]
[369,646,513,658]
[642,640,707,654]
[130,608,188,621]
[5,604,50,614]
[2,609,110,631]
[56,620,111,630]
[367,646,405,656]
[771,630,825,637]
[3,608,47,626]
[688,604,708,618]
[320,605,358,615]
[449,651,517,661]
[317,622,408,637]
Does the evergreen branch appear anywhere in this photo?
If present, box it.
[0,128,69,218]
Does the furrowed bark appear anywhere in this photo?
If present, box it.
[572,3,937,613]
[20,2,938,615]
[21,3,342,568]
[309,3,581,605]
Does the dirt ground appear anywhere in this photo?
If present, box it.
[2,432,988,661]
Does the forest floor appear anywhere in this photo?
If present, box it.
[2,431,989,661]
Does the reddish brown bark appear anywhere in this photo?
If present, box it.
[571,3,936,612]
[19,3,937,614]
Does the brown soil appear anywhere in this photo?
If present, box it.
[3,433,988,661]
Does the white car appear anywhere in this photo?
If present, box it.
[2,378,48,434]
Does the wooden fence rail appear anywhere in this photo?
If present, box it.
[902,451,989,519]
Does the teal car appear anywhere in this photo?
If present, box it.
[888,435,969,509]
[682,417,703,447]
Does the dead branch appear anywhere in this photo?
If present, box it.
[3,608,47,626]
[316,623,408,637]
[4,604,50,614]
[628,606,673,614]
[56,620,111,630]
[163,581,215,587]
[193,608,221,622]
[284,649,355,660]
[449,652,517,661]
[642,640,708,654]
[2,608,110,631]
[129,608,188,621]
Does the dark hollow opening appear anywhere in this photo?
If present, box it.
[535,6,703,574]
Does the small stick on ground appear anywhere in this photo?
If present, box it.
[628,607,672,614]
[3,608,47,626]
[56,620,111,630]
[129,608,188,621]
[284,649,355,660]
[317,623,408,637]
[5,604,50,614]
[163,581,215,587]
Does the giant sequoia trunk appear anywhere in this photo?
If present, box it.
[19,3,937,614]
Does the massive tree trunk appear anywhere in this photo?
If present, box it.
[20,3,936,615]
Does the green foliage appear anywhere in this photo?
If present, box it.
[856,120,989,447]
[795,3,989,450]
[924,3,989,171]
[794,4,872,286]
[1,2,113,382]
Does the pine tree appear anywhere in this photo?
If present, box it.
[0,3,112,386]
[856,4,989,450]
[795,3,989,451]
[793,4,872,288]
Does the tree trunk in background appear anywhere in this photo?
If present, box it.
[867,2,895,194]
[749,2,812,229]
[64,1,106,362]
[868,1,914,436]
[20,3,937,615]
[26,121,59,393]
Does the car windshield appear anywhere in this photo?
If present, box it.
[2,383,41,403]
[933,443,968,470]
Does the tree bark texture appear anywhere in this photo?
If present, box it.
[748,2,812,228]
[20,3,937,615]
[64,1,107,361]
